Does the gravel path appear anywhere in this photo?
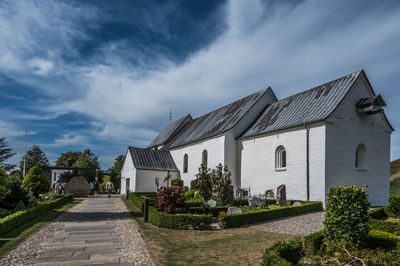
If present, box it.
[250,211,324,236]
[0,196,154,266]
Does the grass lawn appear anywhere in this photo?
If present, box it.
[0,199,82,258]
[122,198,295,265]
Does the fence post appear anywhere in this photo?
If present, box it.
[143,198,149,223]
[126,178,130,200]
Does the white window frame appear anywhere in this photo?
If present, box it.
[275,145,287,171]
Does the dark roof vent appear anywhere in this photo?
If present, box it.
[356,94,386,115]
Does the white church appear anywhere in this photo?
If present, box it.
[120,70,393,206]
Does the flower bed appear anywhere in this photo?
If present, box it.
[219,201,323,228]
[0,194,74,237]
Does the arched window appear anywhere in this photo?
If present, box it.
[275,146,286,169]
[183,154,188,173]
[355,144,367,169]
[202,150,208,168]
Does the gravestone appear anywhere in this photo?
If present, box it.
[207,199,217,208]
[27,191,34,202]
[276,184,287,206]
[65,176,91,197]
[248,197,262,207]
[226,188,234,205]
[292,201,302,207]
[227,207,242,215]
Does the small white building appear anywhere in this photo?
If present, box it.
[121,70,393,206]
[49,167,74,186]
[120,147,180,193]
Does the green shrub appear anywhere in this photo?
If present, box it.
[219,201,322,228]
[368,207,388,219]
[171,178,184,187]
[324,185,370,243]
[196,165,212,201]
[367,229,400,251]
[14,200,26,212]
[262,254,291,266]
[233,198,248,206]
[156,186,187,214]
[0,169,8,205]
[388,196,400,217]
[210,164,233,205]
[263,240,303,265]
[22,166,51,197]
[189,206,229,217]
[1,175,28,211]
[190,179,198,190]
[148,206,212,230]
[0,208,10,219]
[304,230,324,254]
[369,219,400,236]
[185,199,202,208]
[28,197,40,208]
[0,194,73,237]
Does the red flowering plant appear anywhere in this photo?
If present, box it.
[156,186,188,214]
[219,211,227,215]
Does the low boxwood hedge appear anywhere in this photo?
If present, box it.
[369,219,400,236]
[129,193,157,211]
[262,240,303,266]
[367,229,400,251]
[304,230,324,254]
[0,194,73,237]
[148,206,212,230]
[188,206,229,217]
[369,207,388,219]
[219,201,322,228]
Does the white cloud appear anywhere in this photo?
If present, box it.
[47,134,89,147]
[27,58,54,76]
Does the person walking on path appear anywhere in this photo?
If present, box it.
[106,180,114,198]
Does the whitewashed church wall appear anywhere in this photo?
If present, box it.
[325,75,392,206]
[169,135,226,187]
[135,170,180,192]
[239,124,326,203]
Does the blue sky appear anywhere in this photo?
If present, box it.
[0,0,399,169]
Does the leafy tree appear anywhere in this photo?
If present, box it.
[110,155,124,189]
[101,175,111,190]
[0,137,16,171]
[22,166,51,197]
[2,175,28,210]
[196,164,212,201]
[19,145,49,174]
[0,169,9,205]
[211,164,233,205]
[55,151,81,167]
[55,149,101,183]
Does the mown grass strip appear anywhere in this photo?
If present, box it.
[0,199,82,257]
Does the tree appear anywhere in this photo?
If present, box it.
[0,169,9,205]
[196,164,212,201]
[110,155,124,190]
[55,151,81,167]
[211,164,233,205]
[19,145,49,174]
[58,171,73,184]
[55,149,101,183]
[0,137,16,171]
[22,166,51,197]
[2,175,28,210]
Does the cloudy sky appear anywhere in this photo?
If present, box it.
[1,0,399,169]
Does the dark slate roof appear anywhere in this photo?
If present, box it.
[163,89,268,149]
[148,115,192,148]
[129,147,179,171]
[241,71,362,139]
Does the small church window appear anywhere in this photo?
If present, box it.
[355,144,367,169]
[202,150,208,168]
[183,154,188,173]
[275,146,286,170]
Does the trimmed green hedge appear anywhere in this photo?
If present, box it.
[369,207,388,219]
[304,230,324,254]
[369,219,400,236]
[0,194,73,237]
[219,201,322,228]
[148,206,212,230]
[262,240,303,266]
[129,193,157,211]
[367,229,400,251]
[189,206,229,217]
